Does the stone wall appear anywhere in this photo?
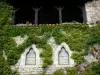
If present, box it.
[16,65,68,75]
[85,0,100,24]
[12,37,75,75]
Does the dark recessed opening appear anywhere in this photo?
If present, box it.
[7,0,93,24]
[39,6,59,24]
[62,5,83,23]
[15,7,34,24]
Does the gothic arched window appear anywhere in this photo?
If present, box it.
[58,47,69,65]
[25,48,36,65]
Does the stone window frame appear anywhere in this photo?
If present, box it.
[25,48,36,65]
[54,42,74,67]
[58,47,69,65]
[19,44,42,68]
[40,57,43,65]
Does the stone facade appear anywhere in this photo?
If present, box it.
[85,0,100,24]
[12,37,75,75]
[13,35,28,46]
[11,0,100,26]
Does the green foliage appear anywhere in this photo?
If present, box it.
[0,2,13,27]
[42,63,48,68]
[82,62,100,75]
[0,7,13,75]
[3,37,18,65]
[0,35,51,74]
[0,52,10,75]
[54,62,100,75]
[89,25,100,38]
[62,25,89,52]
[2,24,100,66]
[53,69,65,75]
[0,37,16,75]
[2,0,100,74]
[86,26,100,46]
[82,66,95,75]
[92,62,100,74]
[2,33,53,68]
[43,57,53,65]
[0,20,100,74]
[86,37,100,46]
[71,53,86,65]
[0,51,19,75]
[40,44,53,68]
[66,68,78,75]
[85,26,100,53]
[38,72,47,75]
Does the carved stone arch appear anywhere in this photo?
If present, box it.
[54,42,75,67]
[19,44,41,67]
[25,47,36,65]
[58,47,69,65]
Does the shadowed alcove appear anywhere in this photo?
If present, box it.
[15,7,34,24]
[8,0,93,25]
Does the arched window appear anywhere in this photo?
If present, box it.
[25,48,36,65]
[58,47,69,65]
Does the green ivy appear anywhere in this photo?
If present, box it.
[1,0,100,74]
[71,52,86,65]
[0,2,13,28]
[2,24,100,66]
[2,34,52,69]
[0,37,19,75]
[1,17,100,74]
[82,61,100,75]
[66,68,78,75]
[53,69,65,75]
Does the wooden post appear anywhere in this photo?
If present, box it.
[32,7,41,25]
[55,6,64,24]
[77,5,87,23]
[12,8,19,25]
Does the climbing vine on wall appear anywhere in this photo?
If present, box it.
[0,2,13,28]
[1,24,100,74]
[2,24,100,66]
[1,1,100,75]
[3,34,52,68]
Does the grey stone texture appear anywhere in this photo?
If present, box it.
[85,0,100,24]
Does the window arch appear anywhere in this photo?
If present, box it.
[58,47,69,65]
[25,48,36,65]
